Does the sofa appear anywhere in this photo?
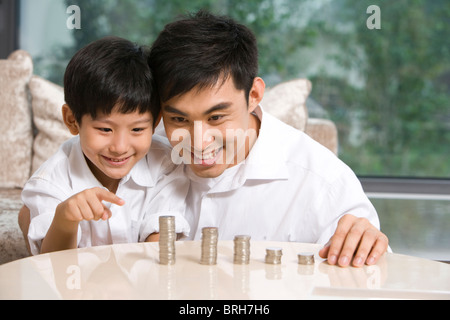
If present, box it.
[0,50,338,265]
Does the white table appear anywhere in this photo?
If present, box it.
[1,241,449,300]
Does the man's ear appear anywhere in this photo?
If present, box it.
[62,104,80,135]
[248,77,265,113]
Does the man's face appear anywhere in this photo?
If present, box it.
[162,76,264,178]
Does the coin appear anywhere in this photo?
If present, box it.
[200,227,218,265]
[159,216,176,265]
[233,235,251,264]
[297,252,315,265]
[265,247,282,264]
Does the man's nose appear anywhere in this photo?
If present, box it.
[193,121,219,151]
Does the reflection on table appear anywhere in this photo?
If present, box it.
[1,241,449,299]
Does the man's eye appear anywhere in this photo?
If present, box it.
[172,117,187,123]
[210,115,223,121]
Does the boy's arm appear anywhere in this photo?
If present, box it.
[139,165,190,242]
[145,232,160,242]
[41,187,124,253]
[18,204,80,253]
[40,206,79,253]
[144,232,184,242]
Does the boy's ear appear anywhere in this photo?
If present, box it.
[62,104,80,135]
[248,77,265,113]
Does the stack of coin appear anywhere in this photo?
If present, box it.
[297,252,315,265]
[159,215,176,265]
[265,247,283,264]
[200,227,218,265]
[233,235,251,264]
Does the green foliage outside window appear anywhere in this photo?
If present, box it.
[38,0,450,177]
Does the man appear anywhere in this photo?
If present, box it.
[148,10,388,267]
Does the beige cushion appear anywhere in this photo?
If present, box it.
[0,50,33,188]
[29,76,72,174]
[305,118,338,155]
[260,79,311,131]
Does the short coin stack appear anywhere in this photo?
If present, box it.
[200,227,218,265]
[159,215,176,265]
[233,235,251,264]
[297,252,315,265]
[265,247,283,264]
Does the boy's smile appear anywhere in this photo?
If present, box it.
[63,105,153,191]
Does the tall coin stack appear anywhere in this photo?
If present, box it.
[233,235,251,264]
[159,215,176,265]
[200,227,218,265]
[265,247,283,264]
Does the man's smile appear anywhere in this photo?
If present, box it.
[191,146,223,166]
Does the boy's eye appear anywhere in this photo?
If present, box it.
[97,128,112,132]
[132,128,145,132]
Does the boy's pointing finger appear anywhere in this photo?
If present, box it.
[93,187,125,206]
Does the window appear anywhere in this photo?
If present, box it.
[17,0,450,261]
[0,0,18,59]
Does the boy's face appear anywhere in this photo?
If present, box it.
[63,106,153,190]
[161,76,264,178]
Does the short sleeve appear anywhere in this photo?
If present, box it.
[315,166,380,245]
[21,177,81,255]
[139,165,190,241]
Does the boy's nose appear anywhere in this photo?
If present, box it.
[109,134,129,155]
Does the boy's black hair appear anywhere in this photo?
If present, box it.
[149,10,258,105]
[64,36,159,125]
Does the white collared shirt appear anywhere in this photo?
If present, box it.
[22,135,189,255]
[182,106,380,244]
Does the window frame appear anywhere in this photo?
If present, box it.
[360,177,450,200]
[0,0,19,59]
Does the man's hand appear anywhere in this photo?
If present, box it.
[318,214,389,267]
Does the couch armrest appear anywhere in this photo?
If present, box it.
[0,188,30,264]
[305,118,338,155]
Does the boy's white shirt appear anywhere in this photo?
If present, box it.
[22,134,190,255]
[171,105,381,244]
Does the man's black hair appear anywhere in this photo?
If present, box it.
[149,10,258,104]
[64,36,159,125]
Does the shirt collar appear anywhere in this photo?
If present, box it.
[242,105,290,181]
[67,136,154,193]
[188,105,290,194]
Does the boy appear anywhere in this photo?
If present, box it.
[149,11,389,267]
[21,36,189,255]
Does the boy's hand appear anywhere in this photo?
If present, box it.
[42,187,125,253]
[56,187,125,226]
[318,214,389,268]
